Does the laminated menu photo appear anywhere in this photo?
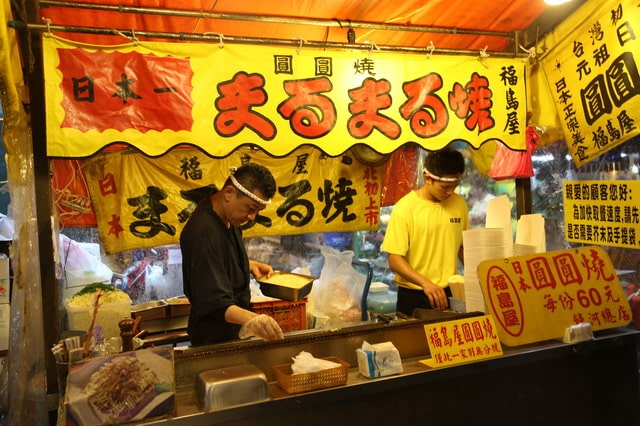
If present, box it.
[64,347,175,425]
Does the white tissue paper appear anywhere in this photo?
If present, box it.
[291,351,341,375]
[356,341,403,378]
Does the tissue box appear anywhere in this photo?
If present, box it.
[356,341,403,378]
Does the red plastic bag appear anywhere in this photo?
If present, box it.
[488,126,538,180]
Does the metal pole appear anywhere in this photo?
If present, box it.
[9,21,525,58]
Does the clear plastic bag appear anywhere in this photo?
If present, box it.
[59,234,113,299]
[310,247,366,326]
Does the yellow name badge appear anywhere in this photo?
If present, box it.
[420,315,503,368]
[477,246,632,347]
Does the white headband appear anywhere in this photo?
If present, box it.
[229,167,272,205]
[423,167,462,183]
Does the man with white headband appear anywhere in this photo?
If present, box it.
[180,163,284,345]
[381,148,469,315]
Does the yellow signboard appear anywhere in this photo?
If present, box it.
[43,35,527,158]
[563,180,640,249]
[477,246,631,347]
[83,146,381,253]
[540,0,640,167]
[420,315,503,368]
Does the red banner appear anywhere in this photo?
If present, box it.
[57,48,194,133]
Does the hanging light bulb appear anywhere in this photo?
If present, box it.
[347,28,356,43]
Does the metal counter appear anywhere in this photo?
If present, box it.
[145,317,640,426]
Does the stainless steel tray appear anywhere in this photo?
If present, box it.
[257,271,315,301]
[195,364,269,411]
[130,300,168,320]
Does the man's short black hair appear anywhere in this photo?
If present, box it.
[424,148,465,177]
[225,163,276,199]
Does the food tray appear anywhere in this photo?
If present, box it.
[164,297,191,317]
[273,356,349,394]
[195,364,269,412]
[131,300,168,321]
[257,271,315,301]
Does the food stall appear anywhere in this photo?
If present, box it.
[1,0,639,424]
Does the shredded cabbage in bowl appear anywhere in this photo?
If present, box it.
[67,283,132,308]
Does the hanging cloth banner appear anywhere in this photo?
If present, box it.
[43,35,527,158]
[540,0,640,167]
[83,146,382,254]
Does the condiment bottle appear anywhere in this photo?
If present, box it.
[91,324,108,357]
[118,317,136,352]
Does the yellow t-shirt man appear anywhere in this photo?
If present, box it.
[381,190,469,290]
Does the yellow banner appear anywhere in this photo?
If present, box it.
[478,246,631,347]
[43,35,527,158]
[0,0,29,150]
[83,147,382,253]
[540,0,640,167]
[420,315,503,368]
[563,180,640,249]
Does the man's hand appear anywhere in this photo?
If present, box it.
[249,260,274,280]
[388,253,449,310]
[239,314,284,340]
[421,281,448,310]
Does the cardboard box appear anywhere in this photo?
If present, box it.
[0,255,9,304]
[0,303,9,351]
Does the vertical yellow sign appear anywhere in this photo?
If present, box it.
[541,0,640,167]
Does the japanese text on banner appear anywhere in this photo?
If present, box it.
[84,147,381,253]
[541,0,640,167]
[44,36,527,158]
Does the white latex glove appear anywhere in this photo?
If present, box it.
[239,314,284,341]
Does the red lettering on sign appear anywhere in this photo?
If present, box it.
[277,77,336,138]
[485,265,524,337]
[98,173,117,196]
[448,72,495,133]
[400,73,448,138]
[347,78,401,139]
[214,71,276,140]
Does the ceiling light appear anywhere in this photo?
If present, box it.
[544,0,573,5]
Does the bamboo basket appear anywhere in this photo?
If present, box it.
[273,357,349,394]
